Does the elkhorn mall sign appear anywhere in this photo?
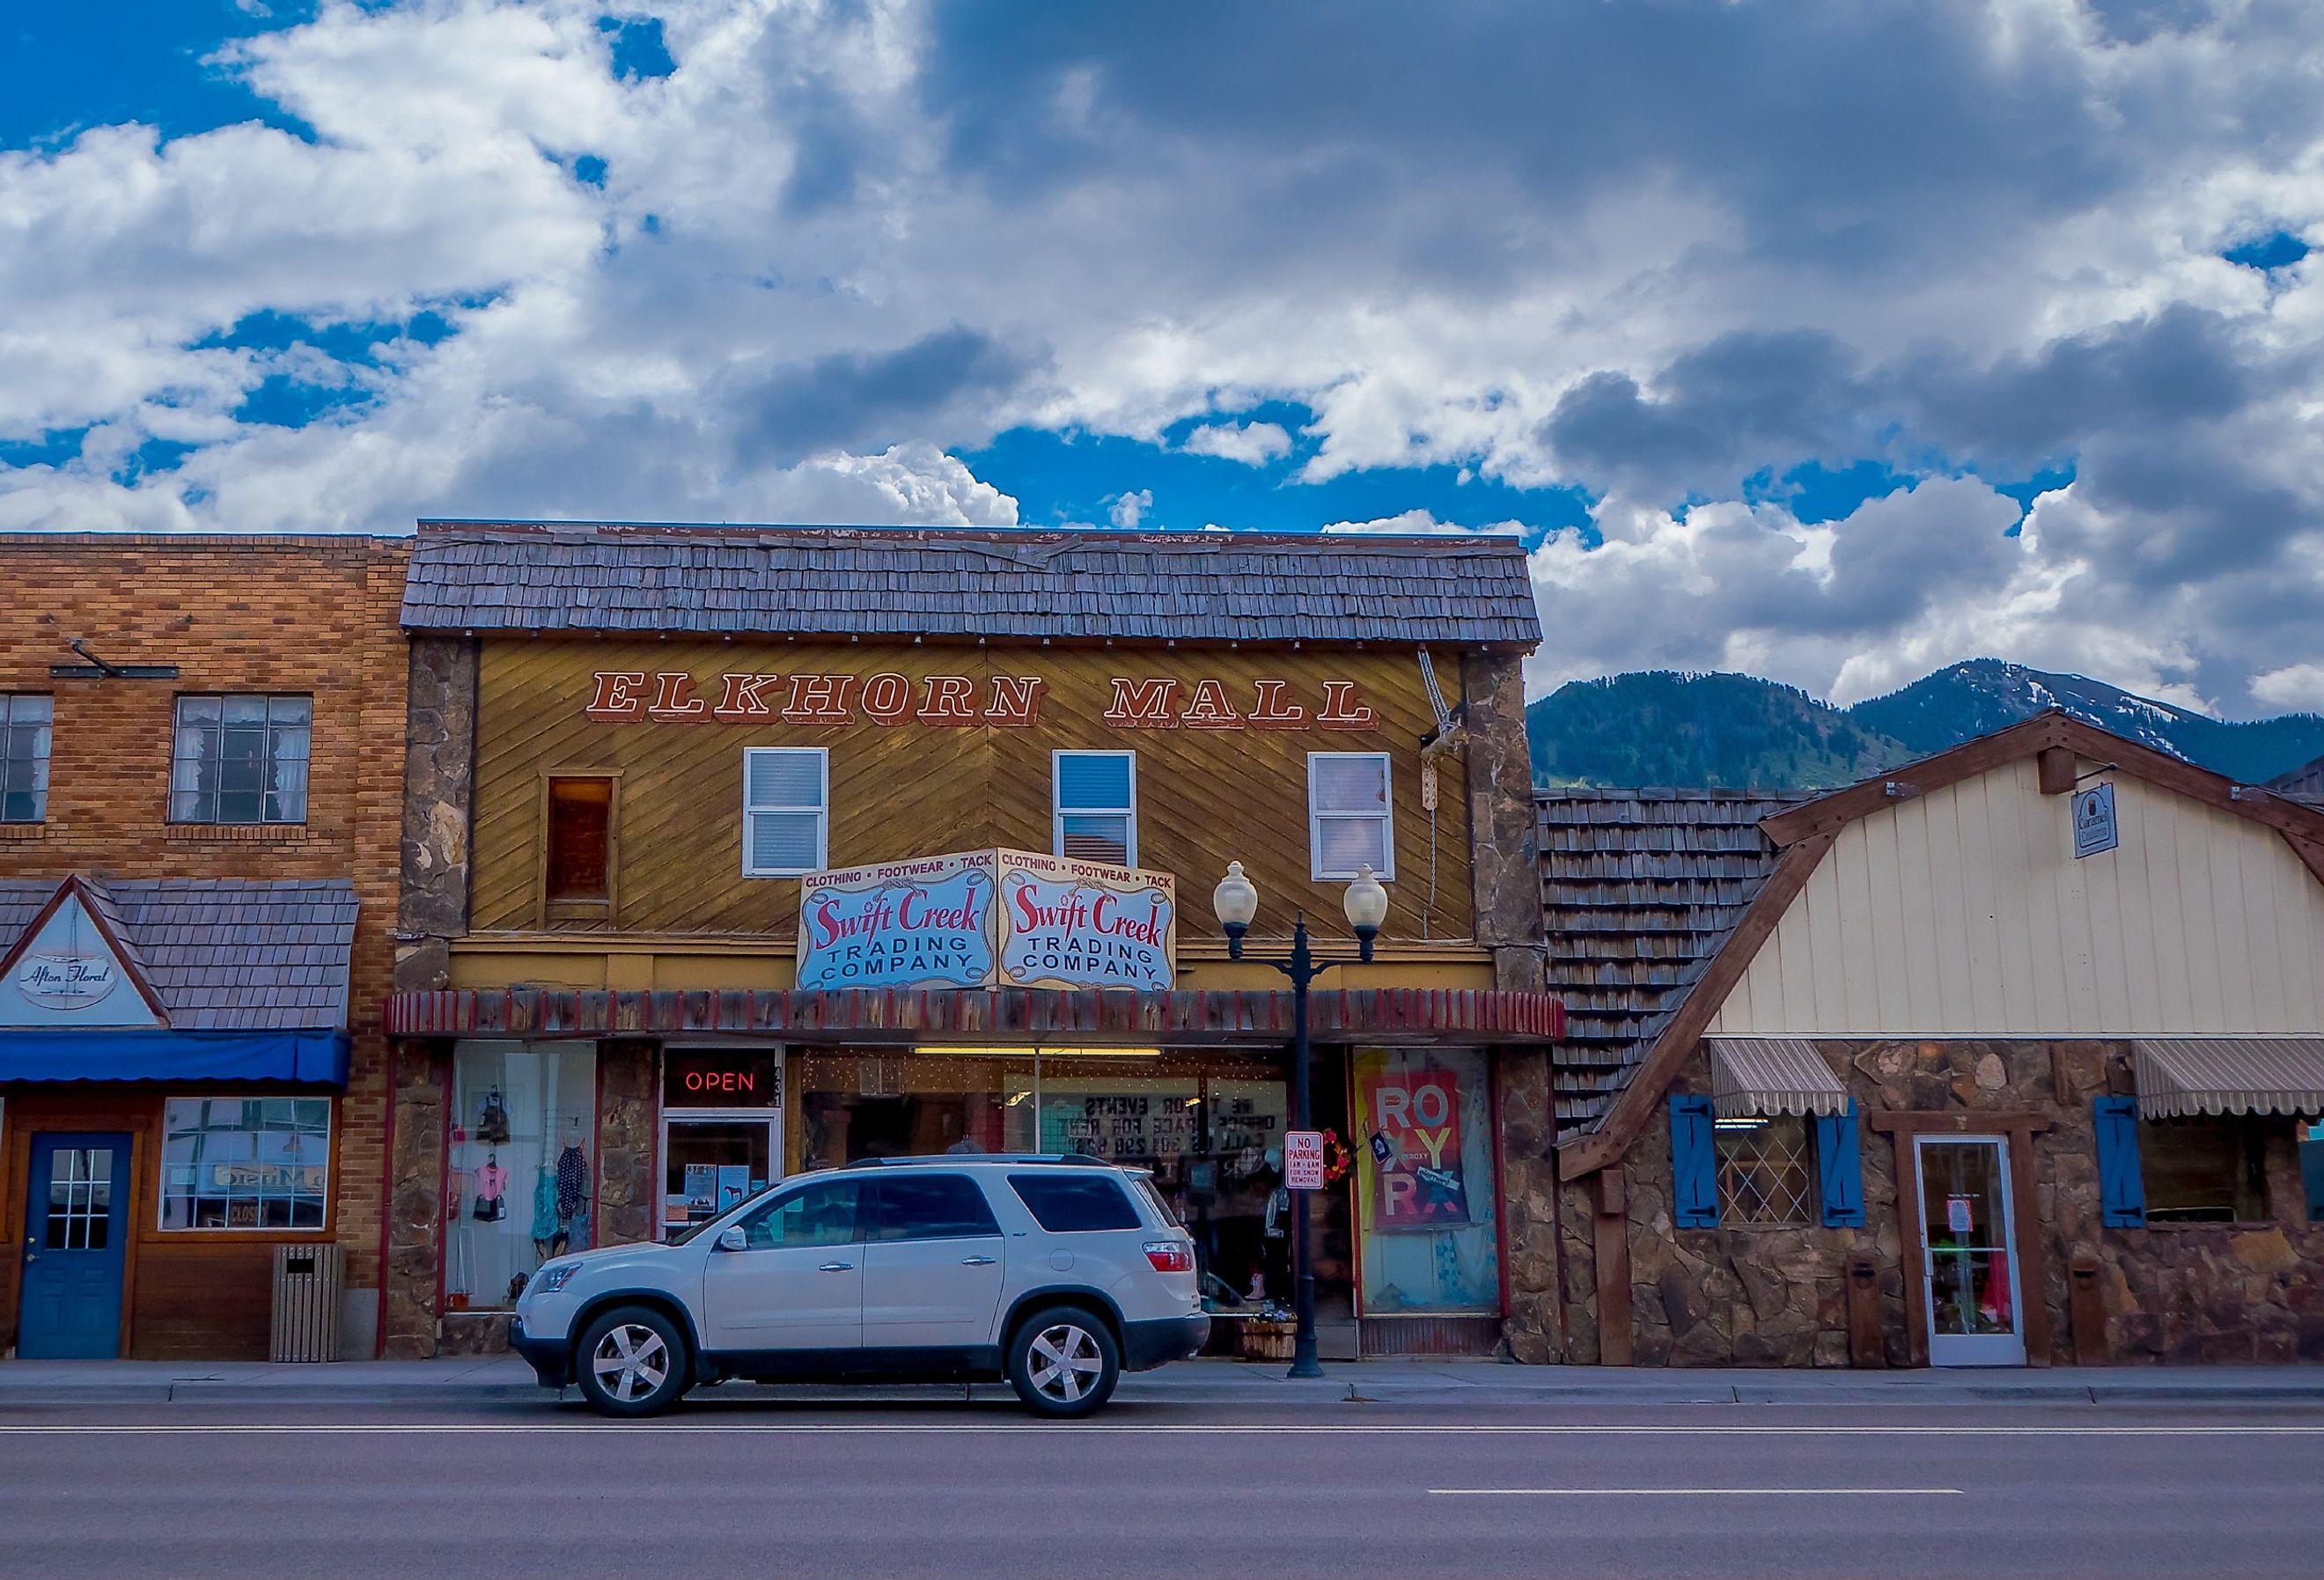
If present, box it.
[795,849,1178,992]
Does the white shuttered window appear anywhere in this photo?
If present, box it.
[1307,753,1394,880]
[1053,750,1136,866]
[742,748,828,877]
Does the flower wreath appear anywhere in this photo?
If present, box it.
[1315,1128,1357,1186]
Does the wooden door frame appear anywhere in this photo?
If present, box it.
[1868,1110,2053,1368]
[2,1094,159,1358]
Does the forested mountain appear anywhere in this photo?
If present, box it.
[1528,661,2324,790]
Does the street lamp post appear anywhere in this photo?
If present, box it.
[1210,860,1389,1380]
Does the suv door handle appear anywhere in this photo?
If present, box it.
[960,1255,997,1266]
[818,1260,854,1272]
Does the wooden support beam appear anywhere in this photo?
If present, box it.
[1592,1165,1633,1367]
[2037,746,2078,796]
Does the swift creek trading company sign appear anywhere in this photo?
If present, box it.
[796,849,1177,992]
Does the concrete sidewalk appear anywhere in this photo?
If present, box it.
[3,1355,2321,1407]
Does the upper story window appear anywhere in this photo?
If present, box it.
[543,775,616,916]
[1307,752,1394,880]
[0,694,52,824]
[742,747,828,877]
[1053,750,1136,866]
[170,694,311,825]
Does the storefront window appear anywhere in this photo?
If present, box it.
[796,1048,1039,1165]
[450,1040,596,1310]
[793,1047,1286,1309]
[1351,1047,1500,1315]
[159,1098,331,1230]
[661,1048,781,1242]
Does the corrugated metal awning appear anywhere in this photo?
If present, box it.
[1707,1037,1850,1119]
[2131,1039,2324,1120]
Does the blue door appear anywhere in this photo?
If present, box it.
[18,1133,132,1358]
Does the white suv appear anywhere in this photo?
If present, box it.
[511,1155,1208,1418]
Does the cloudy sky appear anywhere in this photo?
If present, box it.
[4,1,2321,714]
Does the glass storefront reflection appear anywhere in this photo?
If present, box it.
[792,1047,1288,1311]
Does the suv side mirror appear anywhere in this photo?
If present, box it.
[716,1225,748,1253]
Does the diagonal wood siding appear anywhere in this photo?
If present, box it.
[470,642,1472,944]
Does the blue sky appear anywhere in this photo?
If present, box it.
[2,2,2320,717]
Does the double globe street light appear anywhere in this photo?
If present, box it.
[1210,860,1390,1378]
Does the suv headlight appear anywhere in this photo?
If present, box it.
[534,1262,583,1296]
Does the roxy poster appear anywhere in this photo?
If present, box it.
[1358,1065,1475,1229]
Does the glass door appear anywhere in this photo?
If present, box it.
[1915,1135,2025,1366]
[661,1115,781,1241]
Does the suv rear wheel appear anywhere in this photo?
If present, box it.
[576,1305,690,1418]
[1007,1305,1120,1418]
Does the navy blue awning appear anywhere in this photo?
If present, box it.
[0,1029,350,1084]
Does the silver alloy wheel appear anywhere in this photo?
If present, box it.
[1026,1322,1104,1404]
[591,1322,671,1405]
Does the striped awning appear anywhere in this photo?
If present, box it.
[1706,1037,1850,1119]
[2130,1039,2324,1121]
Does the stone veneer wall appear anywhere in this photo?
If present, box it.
[1563,1039,2323,1367]
[383,1040,452,1359]
[1460,654,1563,1362]
[596,1040,660,1249]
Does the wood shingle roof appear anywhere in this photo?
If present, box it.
[400,521,1542,648]
[0,877,357,1031]
[1539,788,1800,1130]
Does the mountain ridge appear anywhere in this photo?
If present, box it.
[1527,660,2324,792]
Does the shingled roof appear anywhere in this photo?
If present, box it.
[0,877,357,1031]
[400,521,1542,648]
[2270,753,2324,806]
[1540,789,1799,1131]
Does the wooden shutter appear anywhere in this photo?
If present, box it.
[1813,1099,1866,1227]
[2093,1097,2147,1228]
[1669,1095,1718,1228]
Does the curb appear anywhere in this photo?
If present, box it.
[5,1376,2323,1409]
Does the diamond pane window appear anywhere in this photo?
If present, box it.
[1714,1114,1813,1225]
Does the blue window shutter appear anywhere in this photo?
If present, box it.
[1814,1100,1866,1227]
[2093,1097,2147,1228]
[1669,1095,1718,1228]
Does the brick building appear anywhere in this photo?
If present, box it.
[0,535,407,1360]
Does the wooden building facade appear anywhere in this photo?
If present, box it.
[384,522,1564,1361]
[1539,715,2324,1367]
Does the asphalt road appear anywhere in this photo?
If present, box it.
[4,1394,2321,1578]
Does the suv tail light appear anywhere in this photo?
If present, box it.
[1143,1240,1193,1274]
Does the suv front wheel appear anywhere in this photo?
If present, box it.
[1006,1305,1121,1418]
[575,1305,690,1418]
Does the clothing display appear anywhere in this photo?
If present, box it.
[530,1166,560,1253]
[555,1143,589,1222]
[449,1044,597,1312]
[473,1155,508,1223]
